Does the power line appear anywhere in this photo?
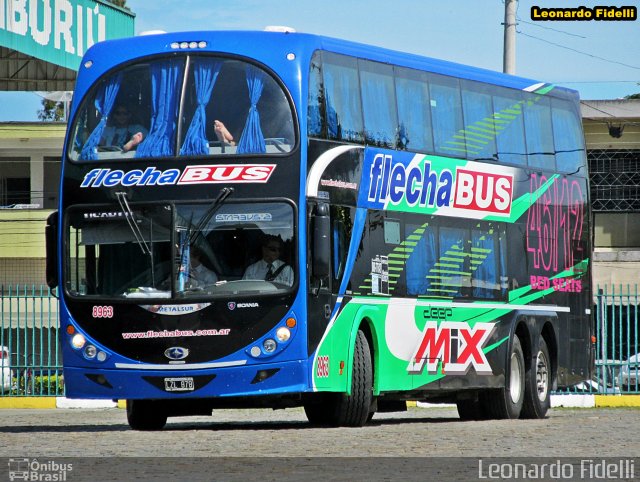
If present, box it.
[517,18,586,38]
[517,30,640,71]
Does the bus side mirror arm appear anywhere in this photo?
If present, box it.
[45,211,59,294]
[311,202,331,291]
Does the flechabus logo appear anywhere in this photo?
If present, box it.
[80,164,276,188]
[362,151,514,217]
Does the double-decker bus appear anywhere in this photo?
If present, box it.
[46,29,593,429]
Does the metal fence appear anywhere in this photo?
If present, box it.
[0,285,62,396]
[0,284,638,397]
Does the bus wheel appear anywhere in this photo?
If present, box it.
[521,338,551,419]
[126,399,167,431]
[337,329,373,427]
[482,335,525,419]
[304,330,373,427]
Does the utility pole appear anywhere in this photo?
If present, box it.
[503,0,517,74]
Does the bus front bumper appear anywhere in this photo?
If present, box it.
[63,359,309,400]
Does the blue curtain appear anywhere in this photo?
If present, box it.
[136,59,184,158]
[180,59,222,156]
[552,102,583,173]
[396,78,433,152]
[79,74,122,160]
[439,227,466,297]
[499,233,507,297]
[322,63,364,142]
[431,82,464,155]
[237,66,266,154]
[523,98,554,169]
[406,225,436,295]
[360,71,396,147]
[461,89,497,158]
[494,97,527,165]
[472,230,497,299]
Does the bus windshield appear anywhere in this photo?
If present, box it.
[66,201,296,299]
[69,55,295,161]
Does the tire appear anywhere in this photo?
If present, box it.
[126,399,168,431]
[481,335,525,419]
[304,330,373,427]
[521,338,551,419]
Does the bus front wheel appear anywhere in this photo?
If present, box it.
[304,329,373,427]
[126,399,168,431]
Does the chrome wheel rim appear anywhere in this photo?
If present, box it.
[509,352,523,404]
[536,350,550,402]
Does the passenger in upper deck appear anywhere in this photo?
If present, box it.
[101,104,148,152]
[213,120,235,146]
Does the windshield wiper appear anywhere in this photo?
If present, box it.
[190,187,234,244]
[115,192,151,255]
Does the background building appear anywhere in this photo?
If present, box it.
[582,99,640,288]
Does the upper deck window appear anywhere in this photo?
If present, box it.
[69,56,295,162]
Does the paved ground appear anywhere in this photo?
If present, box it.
[1,406,638,481]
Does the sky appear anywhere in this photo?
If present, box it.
[1,0,639,121]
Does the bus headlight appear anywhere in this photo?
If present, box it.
[84,345,97,359]
[263,338,277,353]
[276,327,291,342]
[71,334,86,350]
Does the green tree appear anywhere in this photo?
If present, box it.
[37,99,65,121]
[106,0,129,8]
[625,93,640,100]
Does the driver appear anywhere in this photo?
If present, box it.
[101,104,147,152]
[242,235,293,286]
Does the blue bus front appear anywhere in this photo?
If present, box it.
[57,32,312,406]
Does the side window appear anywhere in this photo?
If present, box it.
[405,222,436,296]
[359,60,398,149]
[322,52,364,144]
[404,220,506,300]
[524,95,555,170]
[429,74,464,158]
[308,52,325,138]
[552,98,585,174]
[471,225,507,299]
[330,206,351,293]
[461,80,498,160]
[438,226,470,298]
[493,92,527,166]
[395,66,434,153]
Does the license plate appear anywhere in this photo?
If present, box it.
[164,377,194,392]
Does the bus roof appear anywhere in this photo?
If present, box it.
[78,30,578,99]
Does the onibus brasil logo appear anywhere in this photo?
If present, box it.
[8,458,73,481]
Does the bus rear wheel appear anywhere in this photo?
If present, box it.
[521,338,551,419]
[126,399,168,431]
[304,329,373,427]
[481,335,525,419]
